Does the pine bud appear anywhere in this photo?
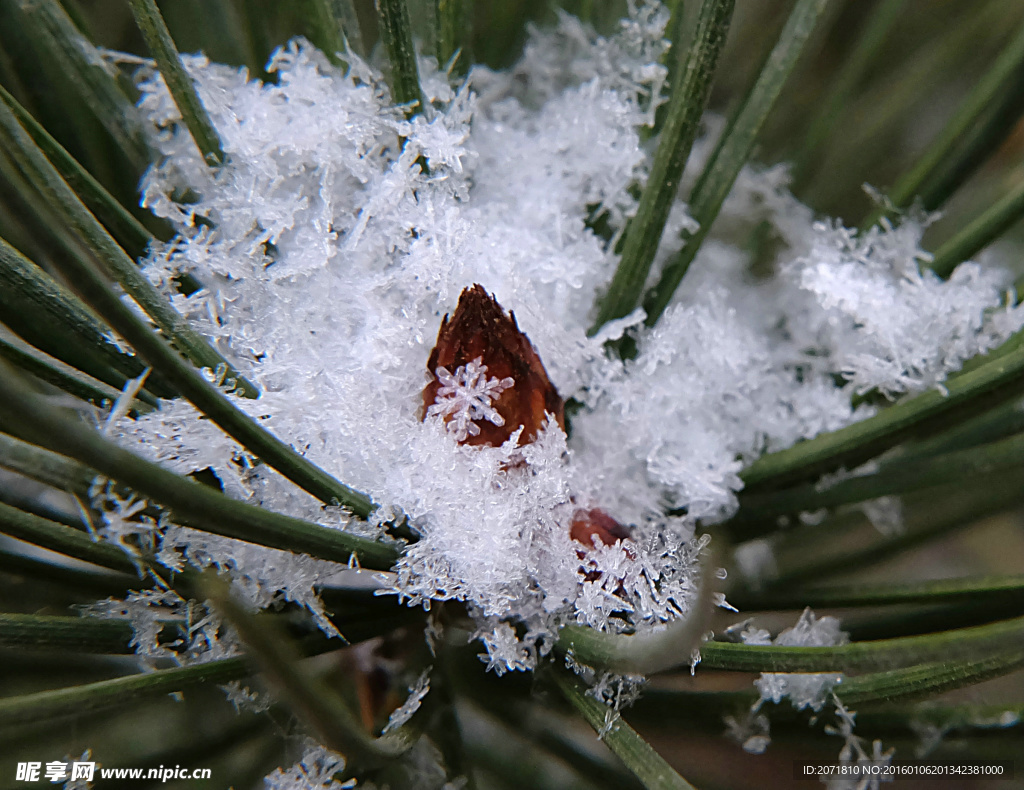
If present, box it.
[569,507,632,549]
[424,284,565,446]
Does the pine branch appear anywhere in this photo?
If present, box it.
[740,328,1024,491]
[0,215,380,518]
[917,67,1024,213]
[0,98,258,397]
[748,471,1024,587]
[838,650,1024,706]
[0,431,95,496]
[790,0,907,192]
[475,696,645,790]
[0,364,399,570]
[208,577,420,768]
[0,548,134,597]
[19,0,150,170]
[893,396,1024,462]
[0,84,164,255]
[0,613,180,654]
[0,656,250,726]
[733,430,1024,525]
[928,176,1024,278]
[0,499,145,578]
[307,0,365,64]
[730,574,1024,611]
[0,333,155,413]
[697,615,1024,673]
[436,0,468,74]
[0,236,169,398]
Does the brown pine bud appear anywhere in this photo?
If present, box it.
[570,508,632,549]
[423,284,565,447]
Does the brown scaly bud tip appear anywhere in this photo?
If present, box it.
[570,508,632,550]
[423,284,565,447]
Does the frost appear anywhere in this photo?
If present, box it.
[587,671,647,738]
[81,0,1024,676]
[154,525,350,637]
[80,589,186,663]
[427,358,515,441]
[81,587,245,671]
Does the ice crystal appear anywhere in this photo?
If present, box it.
[823,695,895,790]
[381,668,432,734]
[81,587,244,677]
[222,681,273,714]
[724,710,772,754]
[588,671,647,738]
[61,751,95,790]
[83,0,1024,675]
[81,589,186,664]
[427,358,515,441]
[790,218,1024,397]
[264,742,353,790]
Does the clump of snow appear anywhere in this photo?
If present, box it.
[789,218,1024,397]
[723,611,850,756]
[87,0,1024,675]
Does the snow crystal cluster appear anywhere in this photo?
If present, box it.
[823,696,895,790]
[93,0,1024,677]
[264,742,353,790]
[725,609,848,754]
[745,608,849,712]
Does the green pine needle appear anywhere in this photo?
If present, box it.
[376,0,425,113]
[128,0,225,166]
[554,667,698,790]
[740,326,1024,491]
[862,14,1024,228]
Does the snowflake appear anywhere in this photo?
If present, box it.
[426,357,515,442]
